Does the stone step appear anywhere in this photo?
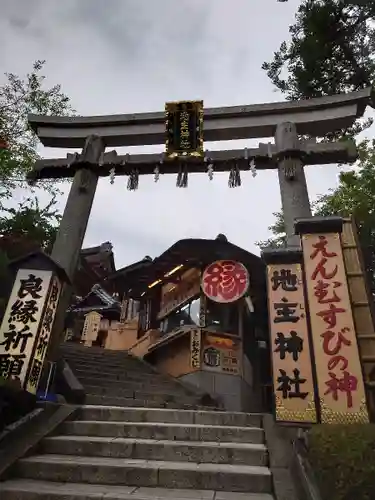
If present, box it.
[15,454,272,493]
[60,350,147,367]
[83,395,200,409]
[74,376,192,393]
[0,479,275,499]
[67,360,148,373]
[73,368,169,383]
[76,375,189,394]
[64,354,147,368]
[60,421,264,444]
[76,405,263,427]
[41,435,268,466]
[61,344,136,357]
[84,395,168,408]
[83,384,197,402]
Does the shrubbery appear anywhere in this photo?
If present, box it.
[307,424,375,500]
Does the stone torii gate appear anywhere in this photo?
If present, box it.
[27,87,373,356]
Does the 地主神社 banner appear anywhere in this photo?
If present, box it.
[301,232,369,424]
[165,100,203,159]
[0,269,53,389]
[266,262,318,424]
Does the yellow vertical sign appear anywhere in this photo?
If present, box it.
[267,262,317,424]
[301,232,369,424]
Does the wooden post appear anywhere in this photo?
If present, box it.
[48,135,105,361]
[275,122,312,247]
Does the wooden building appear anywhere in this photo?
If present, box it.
[92,234,273,413]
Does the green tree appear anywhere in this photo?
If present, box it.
[0,59,74,205]
[0,195,61,254]
[257,140,375,290]
[263,0,375,137]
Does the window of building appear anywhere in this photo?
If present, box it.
[160,296,200,335]
[205,298,239,335]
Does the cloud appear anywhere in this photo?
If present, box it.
[1,0,364,269]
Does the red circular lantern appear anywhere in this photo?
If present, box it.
[201,260,249,303]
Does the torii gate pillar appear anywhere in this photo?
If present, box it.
[275,122,312,247]
[50,135,104,277]
[47,134,105,361]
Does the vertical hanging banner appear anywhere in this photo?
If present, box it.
[165,100,204,159]
[190,328,201,369]
[26,275,62,394]
[262,249,318,424]
[0,269,53,387]
[296,217,369,424]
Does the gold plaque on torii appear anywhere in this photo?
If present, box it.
[165,100,204,159]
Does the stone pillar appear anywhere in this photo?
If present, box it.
[275,122,312,247]
[48,135,106,361]
[51,135,105,278]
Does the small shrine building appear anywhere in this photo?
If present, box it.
[68,235,272,412]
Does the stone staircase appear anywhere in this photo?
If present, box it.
[0,344,276,499]
[58,343,215,409]
[0,406,274,499]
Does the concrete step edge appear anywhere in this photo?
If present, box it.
[43,435,267,450]
[79,405,264,417]
[83,396,189,407]
[0,479,275,499]
[83,385,195,399]
[18,454,272,475]
[65,420,264,431]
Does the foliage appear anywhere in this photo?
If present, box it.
[256,211,287,250]
[307,424,375,500]
[257,140,375,291]
[263,0,375,137]
[0,59,74,205]
[0,195,61,254]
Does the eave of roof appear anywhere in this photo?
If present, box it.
[125,238,266,299]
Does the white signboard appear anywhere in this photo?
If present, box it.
[82,311,102,344]
[26,275,62,394]
[0,269,53,387]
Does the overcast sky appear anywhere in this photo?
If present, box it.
[1,0,374,269]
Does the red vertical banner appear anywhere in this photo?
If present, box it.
[300,226,369,424]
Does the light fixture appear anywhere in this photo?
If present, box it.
[148,279,162,289]
[164,264,183,277]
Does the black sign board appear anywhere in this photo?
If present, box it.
[165,100,203,159]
